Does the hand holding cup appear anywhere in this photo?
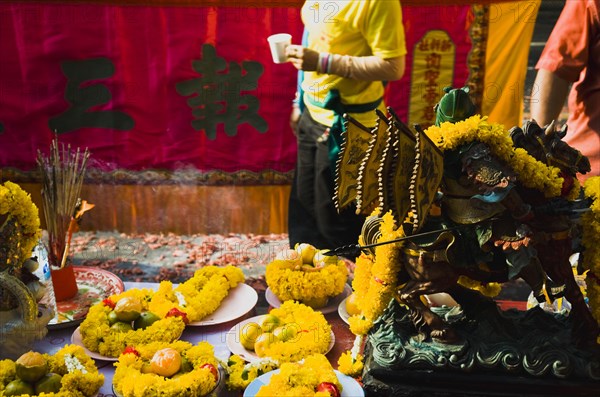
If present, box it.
[285,45,319,71]
[267,33,292,64]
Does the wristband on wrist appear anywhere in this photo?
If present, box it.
[316,52,323,73]
[318,52,330,74]
[323,53,330,74]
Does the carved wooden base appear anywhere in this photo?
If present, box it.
[363,349,600,397]
[361,301,600,396]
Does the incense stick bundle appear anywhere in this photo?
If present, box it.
[37,140,90,268]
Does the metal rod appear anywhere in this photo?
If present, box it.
[324,225,463,257]
[360,225,462,250]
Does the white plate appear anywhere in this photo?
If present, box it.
[265,284,351,314]
[243,369,364,397]
[226,315,335,363]
[338,297,351,325]
[189,283,258,326]
[71,327,118,361]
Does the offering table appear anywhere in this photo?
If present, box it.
[32,281,355,396]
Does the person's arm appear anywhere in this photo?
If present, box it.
[530,0,592,127]
[285,45,405,82]
[530,68,571,127]
[329,53,405,81]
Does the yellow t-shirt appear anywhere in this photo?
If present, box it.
[301,0,407,128]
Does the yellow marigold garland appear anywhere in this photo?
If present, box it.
[339,210,403,376]
[222,355,278,391]
[337,351,364,378]
[113,341,219,397]
[255,354,341,397]
[260,301,332,363]
[348,210,404,336]
[79,288,185,358]
[265,258,348,303]
[149,265,245,322]
[581,177,600,339]
[0,344,104,397]
[0,181,41,271]
[425,115,566,198]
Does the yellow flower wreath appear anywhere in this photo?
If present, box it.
[0,181,41,271]
[260,301,332,363]
[425,115,577,199]
[265,257,348,305]
[255,354,341,397]
[113,340,219,397]
[149,265,244,322]
[79,288,186,358]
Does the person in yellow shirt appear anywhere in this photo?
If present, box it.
[285,0,407,254]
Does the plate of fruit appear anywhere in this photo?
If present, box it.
[112,341,222,397]
[265,244,350,312]
[242,354,364,397]
[74,289,187,359]
[226,301,334,363]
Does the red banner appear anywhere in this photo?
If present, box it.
[0,2,472,178]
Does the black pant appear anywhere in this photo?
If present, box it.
[288,110,365,258]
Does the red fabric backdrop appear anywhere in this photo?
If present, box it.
[0,2,471,176]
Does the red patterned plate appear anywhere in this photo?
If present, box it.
[48,266,124,329]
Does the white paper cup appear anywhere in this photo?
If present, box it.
[267,33,292,64]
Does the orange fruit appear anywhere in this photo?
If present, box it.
[150,348,182,377]
[345,293,361,316]
[260,314,281,333]
[295,243,318,264]
[273,249,303,269]
[15,351,48,382]
[34,373,62,394]
[133,311,160,330]
[240,322,263,350]
[111,322,133,333]
[254,332,275,357]
[107,311,119,325]
[4,379,34,396]
[313,250,338,267]
[273,325,298,342]
[114,297,142,322]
